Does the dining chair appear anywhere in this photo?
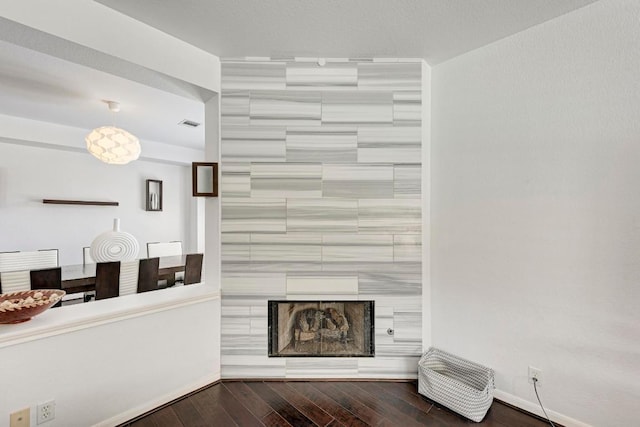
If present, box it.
[30,267,63,308]
[82,247,95,265]
[0,249,59,273]
[94,261,121,300]
[119,261,140,297]
[0,270,30,294]
[137,257,159,293]
[183,253,204,285]
[146,241,183,258]
[147,241,184,285]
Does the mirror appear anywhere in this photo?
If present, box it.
[192,162,218,197]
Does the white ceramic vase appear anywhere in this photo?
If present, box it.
[90,218,139,262]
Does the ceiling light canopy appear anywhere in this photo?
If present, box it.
[86,101,141,165]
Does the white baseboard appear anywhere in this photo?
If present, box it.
[493,389,592,427]
[94,371,221,427]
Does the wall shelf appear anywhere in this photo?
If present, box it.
[42,199,119,206]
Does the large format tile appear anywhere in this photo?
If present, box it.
[286,126,357,163]
[357,126,421,164]
[251,163,322,198]
[221,126,286,162]
[358,271,422,295]
[358,199,422,233]
[250,91,322,126]
[221,162,251,198]
[251,233,322,262]
[322,234,393,263]
[394,164,421,198]
[221,233,251,262]
[322,91,393,125]
[222,61,286,90]
[222,198,286,233]
[358,62,422,91]
[286,62,358,89]
[393,234,422,262]
[221,272,286,296]
[323,164,394,198]
[221,90,250,126]
[393,91,422,126]
[286,275,359,295]
[287,198,358,233]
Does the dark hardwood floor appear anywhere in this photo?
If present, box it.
[122,380,552,427]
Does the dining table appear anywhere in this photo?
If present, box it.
[61,255,186,294]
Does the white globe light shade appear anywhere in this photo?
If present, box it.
[85,126,141,165]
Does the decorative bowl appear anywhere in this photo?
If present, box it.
[0,289,66,324]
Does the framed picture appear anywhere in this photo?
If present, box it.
[192,162,218,197]
[146,179,163,211]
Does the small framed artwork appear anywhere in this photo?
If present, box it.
[146,179,163,211]
[192,162,218,197]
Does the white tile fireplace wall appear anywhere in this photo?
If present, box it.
[220,59,426,378]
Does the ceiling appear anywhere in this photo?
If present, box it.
[96,0,599,64]
[0,1,600,151]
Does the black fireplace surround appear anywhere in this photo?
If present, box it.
[268,300,375,357]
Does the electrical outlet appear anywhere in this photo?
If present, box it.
[37,400,55,424]
[528,366,543,385]
[10,408,30,427]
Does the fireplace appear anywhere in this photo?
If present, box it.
[268,300,374,357]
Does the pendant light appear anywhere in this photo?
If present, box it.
[85,101,141,165]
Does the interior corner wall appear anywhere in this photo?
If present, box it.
[431,1,640,426]
[220,59,425,378]
[0,142,193,265]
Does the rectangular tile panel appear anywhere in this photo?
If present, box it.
[358,271,422,295]
[394,164,421,198]
[287,199,358,233]
[221,90,250,126]
[393,91,422,126]
[221,198,286,233]
[221,162,251,198]
[251,163,322,198]
[221,126,285,162]
[394,234,422,262]
[286,62,357,88]
[358,62,422,91]
[357,126,421,164]
[221,233,251,262]
[394,310,422,342]
[286,358,359,378]
[322,92,393,125]
[323,164,394,199]
[286,127,357,163]
[251,233,322,262]
[222,61,286,90]
[250,91,321,126]
[286,276,358,295]
[221,272,286,296]
[358,199,421,233]
[322,234,393,263]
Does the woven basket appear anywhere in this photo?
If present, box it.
[418,347,494,422]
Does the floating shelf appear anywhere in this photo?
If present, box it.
[42,199,119,206]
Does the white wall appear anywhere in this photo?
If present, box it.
[0,142,193,265]
[0,288,220,427]
[431,1,640,426]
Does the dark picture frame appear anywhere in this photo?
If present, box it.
[192,162,218,197]
[145,179,163,211]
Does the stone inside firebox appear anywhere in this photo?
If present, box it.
[268,300,374,357]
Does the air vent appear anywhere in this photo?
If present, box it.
[178,119,201,128]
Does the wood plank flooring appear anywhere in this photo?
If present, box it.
[122,380,553,427]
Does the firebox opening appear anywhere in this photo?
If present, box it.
[268,300,375,357]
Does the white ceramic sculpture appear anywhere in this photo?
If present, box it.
[90,218,139,262]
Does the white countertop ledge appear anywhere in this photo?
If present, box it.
[0,283,220,349]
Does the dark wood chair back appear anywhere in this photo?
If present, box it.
[30,267,63,308]
[137,257,159,293]
[183,253,203,285]
[95,261,121,300]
